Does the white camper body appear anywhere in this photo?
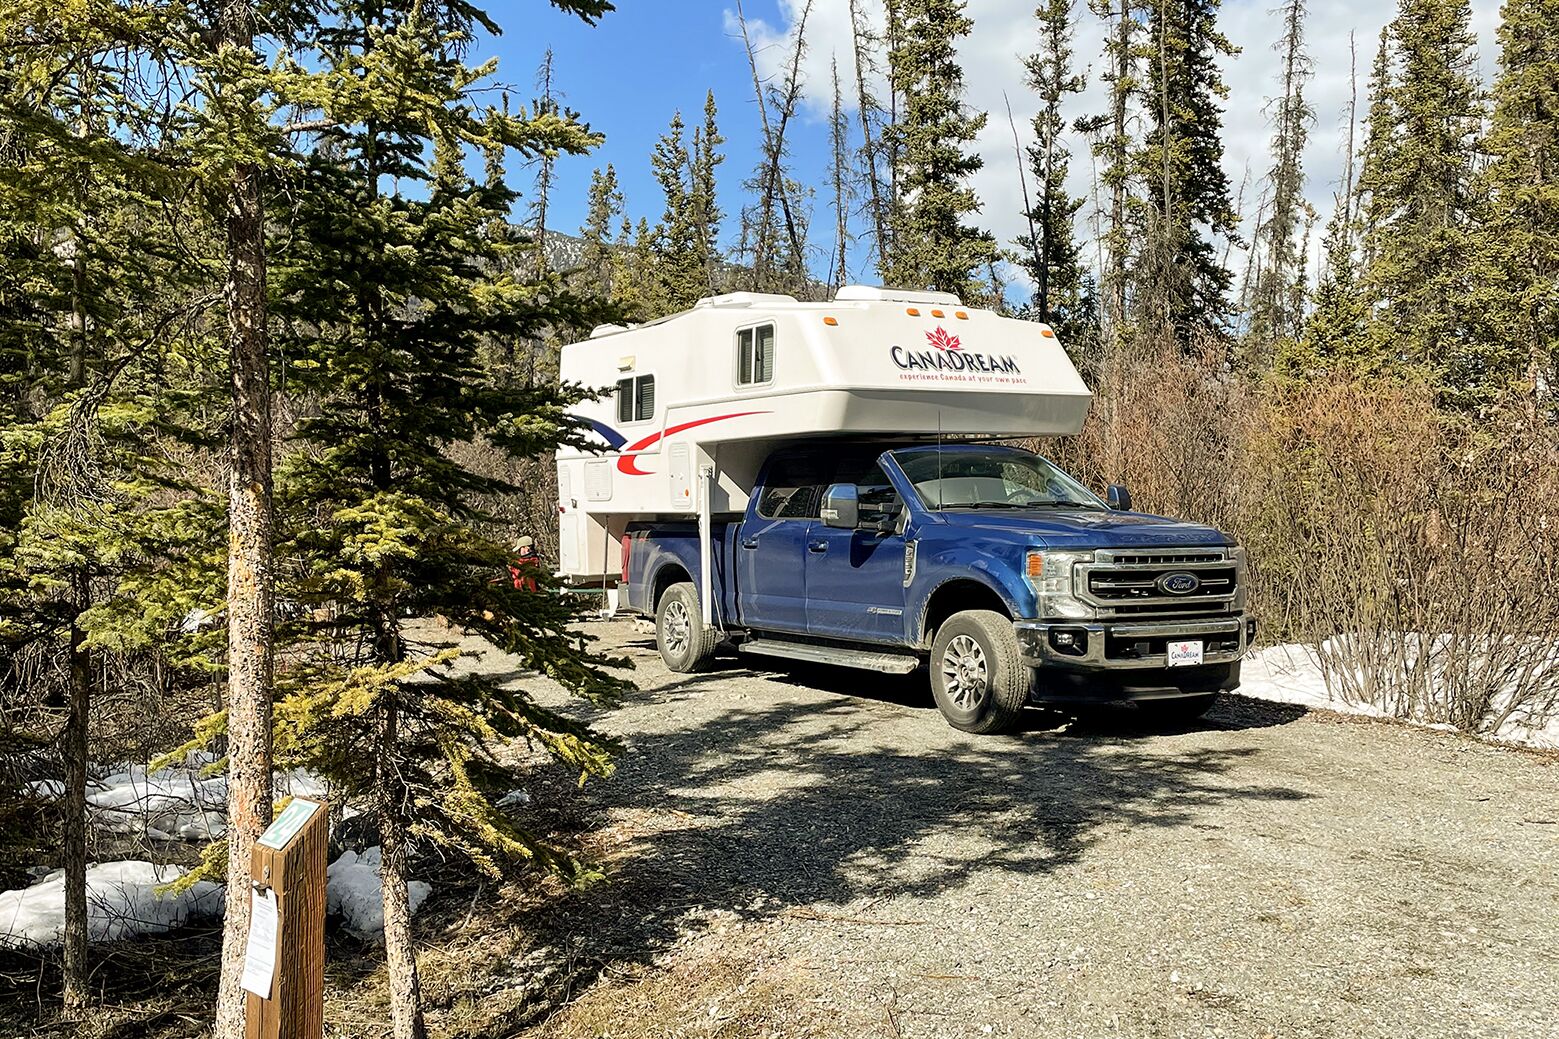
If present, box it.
[554,285,1093,589]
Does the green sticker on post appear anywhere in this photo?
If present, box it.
[258,798,321,850]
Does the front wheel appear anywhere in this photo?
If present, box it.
[656,581,719,672]
[929,610,1030,734]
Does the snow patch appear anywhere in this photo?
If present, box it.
[1239,644,1559,750]
[326,848,432,938]
[0,862,221,949]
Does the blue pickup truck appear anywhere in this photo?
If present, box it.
[622,440,1253,733]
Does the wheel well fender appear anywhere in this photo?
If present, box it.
[651,563,692,611]
[917,578,1014,648]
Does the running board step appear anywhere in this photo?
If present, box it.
[739,639,921,674]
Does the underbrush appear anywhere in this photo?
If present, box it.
[1047,346,1559,737]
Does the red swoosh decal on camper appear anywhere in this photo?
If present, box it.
[617,412,769,475]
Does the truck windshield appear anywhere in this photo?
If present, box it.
[890,447,1106,511]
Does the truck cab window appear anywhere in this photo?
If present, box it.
[737,324,775,386]
[616,375,655,423]
[835,457,903,523]
[757,455,828,519]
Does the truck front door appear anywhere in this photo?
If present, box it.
[804,457,911,644]
[735,453,826,634]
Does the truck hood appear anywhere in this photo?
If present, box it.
[928,508,1232,549]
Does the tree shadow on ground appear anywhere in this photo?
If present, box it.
[471,654,1314,1032]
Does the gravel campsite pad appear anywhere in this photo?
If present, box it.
[442,620,1559,1039]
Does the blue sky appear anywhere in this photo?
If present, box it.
[473,2,815,256]
[472,0,1503,292]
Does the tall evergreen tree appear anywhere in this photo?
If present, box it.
[1245,0,1314,367]
[690,90,726,295]
[1134,0,1241,339]
[1468,0,1559,404]
[1020,0,1092,341]
[1078,0,1142,337]
[1357,0,1484,393]
[882,0,998,301]
[647,110,706,311]
[577,163,623,295]
[180,5,631,1037]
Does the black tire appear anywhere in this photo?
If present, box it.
[655,581,719,672]
[929,610,1030,734]
[1133,693,1218,725]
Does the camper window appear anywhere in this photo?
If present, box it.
[737,324,775,386]
[615,375,656,424]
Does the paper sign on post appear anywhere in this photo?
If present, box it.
[241,887,280,999]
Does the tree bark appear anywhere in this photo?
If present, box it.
[375,701,426,1039]
[61,572,90,1012]
[211,3,275,1037]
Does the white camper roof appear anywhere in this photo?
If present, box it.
[561,284,1093,454]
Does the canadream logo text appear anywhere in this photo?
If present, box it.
[891,326,1021,375]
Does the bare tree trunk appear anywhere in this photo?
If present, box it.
[211,3,275,1036]
[375,701,426,1039]
[849,0,891,269]
[61,572,90,1012]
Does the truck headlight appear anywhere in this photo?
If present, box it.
[1024,549,1096,619]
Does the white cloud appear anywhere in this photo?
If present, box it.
[731,0,1502,292]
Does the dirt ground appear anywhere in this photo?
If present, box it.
[428,618,1559,1039]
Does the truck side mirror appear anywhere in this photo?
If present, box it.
[1106,484,1133,511]
[820,484,860,529]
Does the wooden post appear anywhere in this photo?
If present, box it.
[246,797,328,1039]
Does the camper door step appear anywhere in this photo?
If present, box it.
[738,638,921,675]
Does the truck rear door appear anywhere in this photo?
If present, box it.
[735,453,827,634]
[804,455,911,645]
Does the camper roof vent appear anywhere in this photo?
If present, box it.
[693,292,799,309]
[834,285,963,306]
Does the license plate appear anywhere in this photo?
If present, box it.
[1167,640,1204,667]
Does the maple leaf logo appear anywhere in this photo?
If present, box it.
[926,326,962,351]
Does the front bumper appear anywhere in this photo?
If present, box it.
[1015,615,1254,671]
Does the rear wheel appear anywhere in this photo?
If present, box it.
[656,581,719,672]
[929,610,1029,734]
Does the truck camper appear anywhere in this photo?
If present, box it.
[557,286,1252,733]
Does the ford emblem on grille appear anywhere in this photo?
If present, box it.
[1157,571,1201,595]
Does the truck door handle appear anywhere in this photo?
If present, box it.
[741,538,759,550]
[807,539,828,554]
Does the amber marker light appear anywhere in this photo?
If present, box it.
[823,316,838,326]
[906,307,921,316]
[1041,328,1057,338]
[1026,551,1044,579]
[955,311,969,320]
[931,309,945,318]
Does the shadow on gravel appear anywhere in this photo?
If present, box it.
[493,656,1315,1031]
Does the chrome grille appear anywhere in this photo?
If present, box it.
[1077,548,1239,618]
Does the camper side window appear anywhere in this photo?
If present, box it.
[737,324,775,386]
[615,375,655,424]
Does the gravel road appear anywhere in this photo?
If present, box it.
[461,620,1559,1039]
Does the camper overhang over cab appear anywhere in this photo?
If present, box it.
[555,285,1094,590]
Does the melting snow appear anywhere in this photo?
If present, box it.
[0,862,221,949]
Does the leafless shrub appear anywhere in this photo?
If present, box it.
[1061,348,1559,738]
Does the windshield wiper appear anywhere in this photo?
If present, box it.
[1017,500,1106,511]
[947,501,1024,510]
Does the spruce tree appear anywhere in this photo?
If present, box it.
[882,0,999,301]
[577,163,624,296]
[1245,0,1314,368]
[1467,0,1559,404]
[690,90,726,295]
[647,111,707,312]
[1134,0,1241,339]
[1357,0,1484,393]
[1020,0,1093,342]
[188,4,629,1036]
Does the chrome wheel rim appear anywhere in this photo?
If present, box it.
[662,599,691,656]
[941,634,989,711]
